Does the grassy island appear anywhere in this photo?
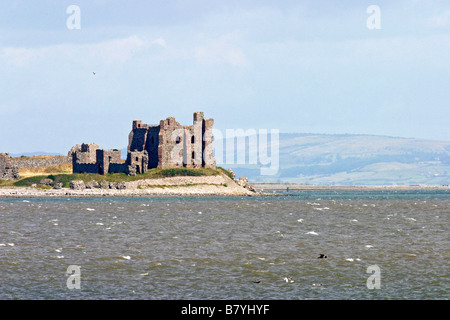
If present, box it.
[1,166,234,189]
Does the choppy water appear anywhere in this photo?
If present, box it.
[0,190,448,300]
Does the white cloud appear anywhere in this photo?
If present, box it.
[1,46,50,67]
[85,35,167,65]
[429,9,450,27]
[0,35,167,67]
[194,34,248,67]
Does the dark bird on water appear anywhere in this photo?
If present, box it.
[318,254,327,259]
[93,72,96,75]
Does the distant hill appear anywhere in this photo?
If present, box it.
[218,133,450,185]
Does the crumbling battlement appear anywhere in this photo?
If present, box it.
[0,153,20,180]
[70,112,216,176]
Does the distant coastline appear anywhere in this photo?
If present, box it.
[252,182,450,191]
[1,154,449,198]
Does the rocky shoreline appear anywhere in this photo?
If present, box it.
[0,174,261,198]
[1,175,448,198]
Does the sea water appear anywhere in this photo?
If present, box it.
[0,190,448,299]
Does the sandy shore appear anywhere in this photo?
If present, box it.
[0,175,258,198]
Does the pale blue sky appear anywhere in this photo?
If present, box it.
[0,0,449,154]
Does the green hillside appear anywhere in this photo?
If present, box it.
[222,133,450,185]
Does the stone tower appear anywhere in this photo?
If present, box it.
[128,112,216,169]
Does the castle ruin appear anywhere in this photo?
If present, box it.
[70,112,216,175]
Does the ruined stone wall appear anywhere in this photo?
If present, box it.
[72,143,100,173]
[81,143,99,163]
[108,163,129,174]
[72,143,100,166]
[192,112,205,167]
[96,149,122,174]
[157,117,183,168]
[72,163,99,174]
[0,153,20,180]
[202,118,216,168]
[127,150,149,175]
[144,127,159,168]
[128,127,148,153]
[128,122,159,169]
[71,143,127,175]
[13,156,71,169]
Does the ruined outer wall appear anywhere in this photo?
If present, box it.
[191,112,204,167]
[72,163,99,174]
[0,153,20,180]
[96,149,122,174]
[144,127,160,168]
[72,143,100,174]
[202,117,216,169]
[128,127,148,153]
[109,163,128,174]
[70,143,127,175]
[128,122,160,169]
[13,156,71,169]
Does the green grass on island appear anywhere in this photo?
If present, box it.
[2,167,233,188]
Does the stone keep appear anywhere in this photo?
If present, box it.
[128,112,216,169]
[0,153,20,180]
